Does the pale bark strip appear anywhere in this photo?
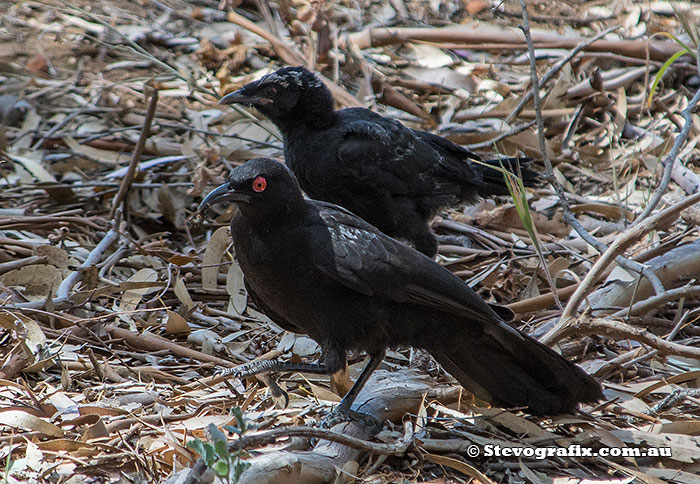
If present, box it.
[585,239,700,316]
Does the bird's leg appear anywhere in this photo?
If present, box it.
[221,353,386,429]
[219,360,335,379]
[323,351,385,430]
[219,360,337,409]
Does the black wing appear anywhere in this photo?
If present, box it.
[308,200,508,326]
[335,109,461,198]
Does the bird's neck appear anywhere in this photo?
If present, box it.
[233,198,308,235]
[273,96,336,134]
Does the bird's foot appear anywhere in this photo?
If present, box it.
[216,363,289,407]
[321,404,382,431]
[436,234,474,248]
[216,366,240,379]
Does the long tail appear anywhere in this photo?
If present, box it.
[426,320,602,415]
[471,156,540,198]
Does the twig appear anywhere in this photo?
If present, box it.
[611,285,700,318]
[633,44,700,225]
[518,1,593,250]
[55,228,121,300]
[110,88,158,220]
[31,91,100,150]
[505,25,621,123]
[541,191,700,345]
[0,256,48,276]
[225,10,362,108]
[648,388,700,415]
[55,0,280,141]
[344,24,685,61]
[560,317,700,360]
[229,421,415,455]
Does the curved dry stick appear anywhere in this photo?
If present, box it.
[540,191,700,345]
[110,89,158,220]
[505,25,621,123]
[55,228,121,300]
[558,317,700,360]
[229,420,414,455]
[611,285,700,318]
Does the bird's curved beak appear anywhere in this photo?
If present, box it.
[219,89,260,105]
[198,182,250,212]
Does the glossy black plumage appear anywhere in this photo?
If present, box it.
[200,158,601,416]
[220,66,539,257]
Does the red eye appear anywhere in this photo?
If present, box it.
[252,176,267,192]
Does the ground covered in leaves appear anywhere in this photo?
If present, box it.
[2,0,700,483]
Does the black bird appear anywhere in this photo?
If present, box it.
[220,66,539,257]
[199,158,601,418]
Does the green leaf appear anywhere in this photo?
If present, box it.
[214,439,231,462]
[656,29,697,55]
[232,407,247,433]
[186,439,207,457]
[648,49,691,107]
[501,163,561,309]
[186,439,216,466]
[204,443,217,466]
[212,460,230,478]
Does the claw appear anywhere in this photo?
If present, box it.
[216,366,240,379]
[216,363,290,408]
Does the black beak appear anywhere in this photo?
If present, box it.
[220,89,260,105]
[198,182,250,212]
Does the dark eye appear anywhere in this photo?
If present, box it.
[252,176,267,193]
[265,86,277,96]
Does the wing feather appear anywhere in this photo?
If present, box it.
[335,111,450,197]
[309,201,505,324]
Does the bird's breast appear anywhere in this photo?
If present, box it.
[232,224,318,315]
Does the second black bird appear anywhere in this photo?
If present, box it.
[221,66,539,257]
[200,158,601,418]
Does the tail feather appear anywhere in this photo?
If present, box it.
[427,321,602,415]
[472,157,540,197]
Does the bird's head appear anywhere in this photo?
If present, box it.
[199,158,304,219]
[219,67,333,126]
